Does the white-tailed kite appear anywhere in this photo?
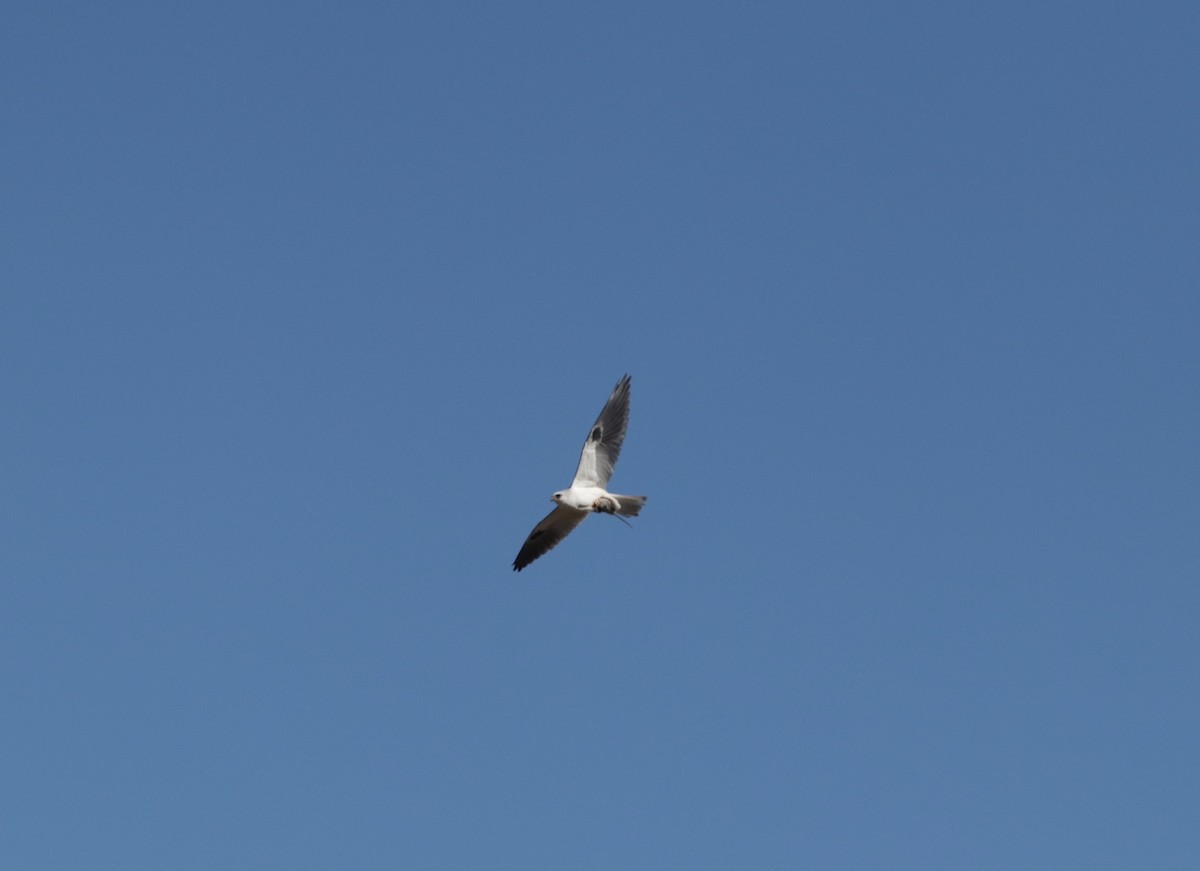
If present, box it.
[513,374,646,572]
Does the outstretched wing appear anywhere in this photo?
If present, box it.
[513,505,589,571]
[571,374,631,488]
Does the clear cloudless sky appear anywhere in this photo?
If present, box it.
[2,1,1197,868]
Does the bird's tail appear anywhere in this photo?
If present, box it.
[613,494,647,517]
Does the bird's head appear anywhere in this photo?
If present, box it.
[551,492,563,503]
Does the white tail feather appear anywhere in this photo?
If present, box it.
[613,494,646,517]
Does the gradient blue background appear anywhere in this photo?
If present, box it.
[3,2,1197,867]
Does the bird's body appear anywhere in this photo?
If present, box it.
[513,375,646,572]
[553,485,639,513]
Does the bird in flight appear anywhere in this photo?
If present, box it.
[513,374,647,572]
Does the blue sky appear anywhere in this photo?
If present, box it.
[3,1,1197,867]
